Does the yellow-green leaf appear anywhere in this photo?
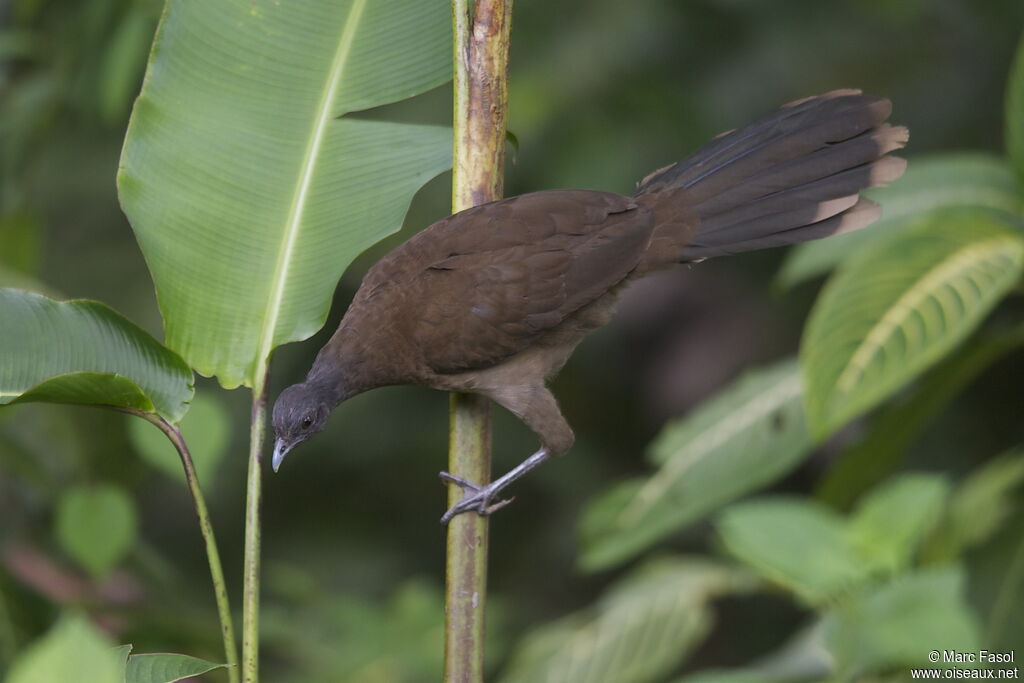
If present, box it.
[801,209,1024,441]
[778,153,1022,289]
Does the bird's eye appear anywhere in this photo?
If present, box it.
[301,416,313,429]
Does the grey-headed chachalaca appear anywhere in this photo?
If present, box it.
[271,90,908,523]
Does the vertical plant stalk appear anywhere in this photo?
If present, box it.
[444,0,513,681]
[242,380,268,683]
[134,411,240,683]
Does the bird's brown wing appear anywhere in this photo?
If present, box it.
[390,189,655,374]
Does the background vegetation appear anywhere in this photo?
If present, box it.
[1,0,1022,681]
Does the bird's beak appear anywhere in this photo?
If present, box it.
[271,438,293,473]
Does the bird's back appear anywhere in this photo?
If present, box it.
[340,189,656,378]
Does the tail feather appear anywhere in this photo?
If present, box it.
[689,198,883,258]
[634,90,908,265]
[694,124,907,216]
[698,155,906,236]
[692,198,884,260]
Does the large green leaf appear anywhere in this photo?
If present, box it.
[845,473,948,575]
[777,153,1022,289]
[825,566,980,678]
[579,359,810,572]
[925,451,1024,562]
[5,614,122,683]
[0,289,193,423]
[717,498,869,605]
[118,0,453,388]
[816,328,1024,508]
[498,559,751,683]
[800,208,1024,441]
[1007,31,1024,189]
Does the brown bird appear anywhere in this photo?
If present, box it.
[271,90,908,523]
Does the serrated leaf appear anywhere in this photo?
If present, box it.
[580,359,810,572]
[55,484,137,579]
[0,289,193,423]
[816,328,1024,508]
[825,566,980,678]
[777,153,1022,289]
[499,559,749,683]
[801,208,1024,441]
[125,653,227,683]
[846,473,949,575]
[118,0,453,389]
[717,498,869,604]
[129,389,229,487]
[942,451,1024,557]
[1007,31,1024,188]
[5,614,122,683]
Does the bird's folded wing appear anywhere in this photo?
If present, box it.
[402,189,655,374]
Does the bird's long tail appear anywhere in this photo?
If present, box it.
[633,90,908,266]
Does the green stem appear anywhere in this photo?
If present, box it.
[445,393,493,682]
[242,381,268,683]
[443,0,512,681]
[140,412,239,683]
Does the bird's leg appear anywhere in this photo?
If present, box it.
[439,448,551,524]
[439,385,573,524]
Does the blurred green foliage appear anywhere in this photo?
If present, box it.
[55,483,137,580]
[127,390,230,489]
[1,0,1023,681]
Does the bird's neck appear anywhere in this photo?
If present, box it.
[304,362,353,408]
[305,323,389,405]
[308,311,411,399]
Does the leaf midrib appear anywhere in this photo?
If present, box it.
[835,235,1021,396]
[617,372,802,526]
[254,0,368,383]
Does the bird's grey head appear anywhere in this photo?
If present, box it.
[271,382,332,472]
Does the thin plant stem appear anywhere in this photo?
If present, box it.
[444,0,513,680]
[133,410,240,683]
[241,380,268,683]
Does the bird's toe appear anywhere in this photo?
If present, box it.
[439,470,480,491]
[439,482,515,524]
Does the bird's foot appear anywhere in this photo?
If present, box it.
[439,472,515,524]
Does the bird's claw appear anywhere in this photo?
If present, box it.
[439,471,514,524]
